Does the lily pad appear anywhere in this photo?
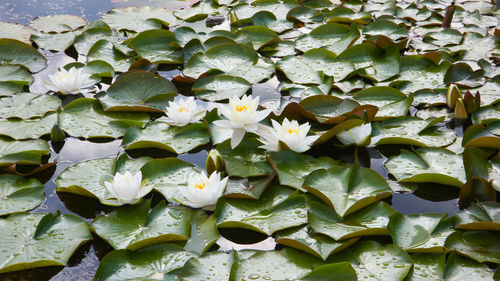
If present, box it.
[0,138,49,167]
[237,25,280,50]
[179,251,235,281]
[94,243,196,281]
[58,98,150,139]
[192,74,251,101]
[29,15,87,33]
[217,138,274,178]
[101,6,179,33]
[31,31,76,52]
[0,93,60,119]
[128,29,183,64]
[184,210,219,255]
[455,202,500,231]
[73,24,120,55]
[0,39,47,72]
[91,200,191,250]
[385,148,466,188]
[98,71,177,112]
[353,86,412,119]
[0,65,33,95]
[303,165,392,216]
[300,262,357,281]
[268,150,338,191]
[122,121,209,154]
[295,23,360,54]
[87,39,134,73]
[299,95,361,124]
[0,174,44,216]
[0,22,33,44]
[0,112,56,140]
[223,172,275,200]
[0,212,92,273]
[215,185,308,235]
[445,230,500,263]
[462,123,500,149]
[231,0,299,23]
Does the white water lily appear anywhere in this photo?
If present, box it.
[336,123,372,146]
[104,171,152,205]
[213,95,271,148]
[259,118,319,153]
[164,96,206,126]
[178,171,228,209]
[45,67,94,95]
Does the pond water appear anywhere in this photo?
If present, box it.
[0,0,465,280]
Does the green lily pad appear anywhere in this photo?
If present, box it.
[237,25,280,50]
[364,19,408,42]
[462,123,500,149]
[223,172,275,199]
[0,39,47,72]
[445,230,500,263]
[98,71,177,112]
[0,212,92,273]
[58,98,150,139]
[447,32,499,61]
[0,112,57,140]
[101,6,179,33]
[300,262,357,281]
[325,7,372,24]
[472,103,500,125]
[353,86,412,119]
[423,28,463,47]
[371,116,456,147]
[184,210,219,255]
[0,22,33,44]
[73,24,118,56]
[0,174,44,216]
[179,251,235,280]
[388,212,454,252]
[299,95,361,124]
[192,74,251,101]
[91,200,191,250]
[122,120,209,154]
[173,0,225,22]
[444,63,486,88]
[128,29,183,64]
[140,158,200,202]
[215,185,308,235]
[183,43,275,83]
[276,48,355,84]
[295,23,360,54]
[0,93,60,119]
[338,44,400,82]
[95,243,195,281]
[303,165,392,216]
[252,11,293,33]
[268,150,338,191]
[29,15,87,33]
[31,31,76,52]
[0,138,49,167]
[308,200,396,240]
[327,240,412,281]
[275,225,359,260]
[455,202,500,231]
[0,65,33,95]
[231,0,299,23]
[217,138,274,178]
[87,39,134,72]
[385,148,466,188]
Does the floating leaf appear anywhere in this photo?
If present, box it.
[101,6,179,33]
[0,93,60,119]
[353,86,412,119]
[237,25,280,50]
[87,39,134,72]
[385,148,466,188]
[31,32,76,52]
[303,165,392,216]
[95,243,195,281]
[445,230,500,263]
[0,112,56,140]
[92,200,191,250]
[300,262,357,281]
[128,29,183,64]
[179,251,235,280]
[217,138,273,178]
[0,39,47,72]
[444,63,486,88]
[223,172,275,200]
[0,65,33,95]
[455,202,500,231]
[0,22,33,44]
[192,74,251,101]
[299,95,360,124]
[295,23,359,54]
[73,24,119,55]
[231,0,299,23]
[184,211,219,255]
[0,212,92,273]
[0,174,44,216]
[462,123,500,149]
[0,138,49,167]
[29,15,87,33]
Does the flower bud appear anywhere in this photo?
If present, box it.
[206,149,225,174]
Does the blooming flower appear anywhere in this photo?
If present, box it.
[178,171,228,209]
[104,171,152,205]
[164,96,206,126]
[45,67,94,95]
[213,95,271,148]
[258,118,319,153]
[336,123,372,146]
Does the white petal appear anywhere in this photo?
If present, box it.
[231,128,246,148]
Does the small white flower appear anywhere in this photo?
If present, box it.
[258,118,319,153]
[104,171,152,205]
[164,96,206,126]
[336,123,372,146]
[178,171,228,209]
[213,95,270,148]
[45,67,94,95]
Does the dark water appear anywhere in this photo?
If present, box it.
[0,1,462,280]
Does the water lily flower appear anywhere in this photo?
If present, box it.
[45,67,94,95]
[178,171,228,209]
[104,171,152,205]
[164,96,206,126]
[336,123,372,146]
[206,149,225,174]
[258,118,319,153]
[213,95,271,148]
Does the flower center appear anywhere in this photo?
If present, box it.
[194,182,206,190]
[177,107,189,113]
[287,128,299,135]
[235,105,248,112]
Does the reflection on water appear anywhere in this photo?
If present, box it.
[392,193,459,215]
[217,236,276,252]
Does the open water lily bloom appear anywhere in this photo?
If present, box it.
[213,95,271,148]
[104,171,152,205]
[259,118,319,153]
[164,96,206,126]
[178,171,228,209]
[45,67,94,95]
[337,123,372,146]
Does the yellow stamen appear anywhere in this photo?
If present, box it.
[235,105,248,112]
[177,107,189,112]
[288,128,299,134]
[195,182,206,190]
